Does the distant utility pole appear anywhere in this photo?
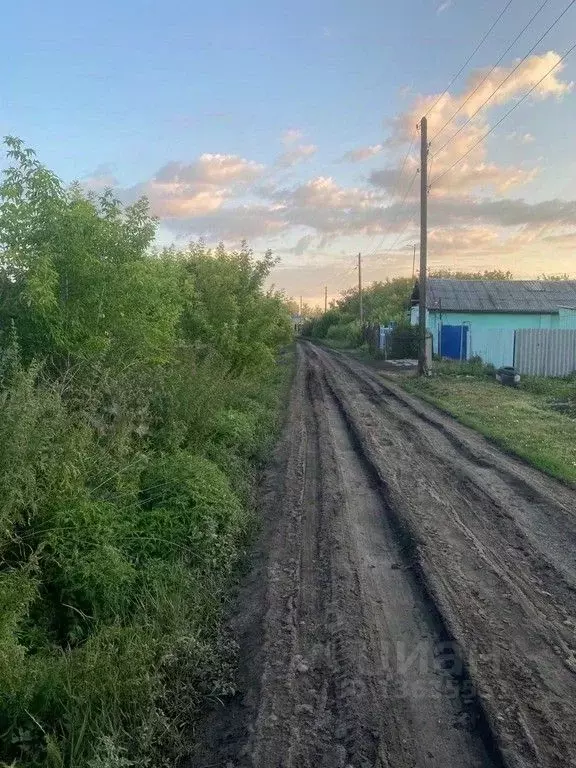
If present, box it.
[324,285,328,313]
[412,243,417,281]
[358,252,364,324]
[299,295,303,315]
[418,117,429,376]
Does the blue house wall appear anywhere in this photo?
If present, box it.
[409,307,571,367]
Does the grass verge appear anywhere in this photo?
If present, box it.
[0,347,295,768]
[403,365,576,484]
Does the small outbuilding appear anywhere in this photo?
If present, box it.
[410,279,576,368]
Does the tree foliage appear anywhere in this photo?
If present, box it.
[0,138,292,767]
[303,276,414,341]
[303,269,543,346]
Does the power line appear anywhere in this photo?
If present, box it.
[430,0,551,142]
[386,136,416,205]
[363,140,417,260]
[430,40,576,188]
[432,0,575,158]
[369,170,420,259]
[424,0,515,119]
[381,215,418,262]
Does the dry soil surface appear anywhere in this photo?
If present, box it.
[190,342,576,768]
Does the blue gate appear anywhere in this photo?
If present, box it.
[440,324,468,360]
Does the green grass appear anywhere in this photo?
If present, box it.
[0,347,295,768]
[404,369,576,484]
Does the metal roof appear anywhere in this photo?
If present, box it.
[415,279,576,313]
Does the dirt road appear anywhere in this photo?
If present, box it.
[192,342,576,768]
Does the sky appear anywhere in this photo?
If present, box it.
[3,0,576,306]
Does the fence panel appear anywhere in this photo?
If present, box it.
[514,329,576,377]
[469,327,515,369]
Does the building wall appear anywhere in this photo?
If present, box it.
[559,308,576,329]
[409,307,560,366]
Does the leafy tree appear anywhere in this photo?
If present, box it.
[0,138,293,767]
[0,137,181,367]
[428,268,514,280]
[538,273,572,280]
[174,241,291,373]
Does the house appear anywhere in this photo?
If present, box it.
[410,278,576,367]
[291,313,305,334]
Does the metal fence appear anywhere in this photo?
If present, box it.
[514,329,576,377]
[363,324,423,359]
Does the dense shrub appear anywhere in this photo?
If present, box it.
[303,278,414,348]
[0,138,292,766]
[325,319,363,347]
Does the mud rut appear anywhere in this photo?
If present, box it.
[190,343,576,768]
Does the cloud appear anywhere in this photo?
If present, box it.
[542,230,576,248]
[103,48,575,280]
[506,131,535,143]
[276,144,317,168]
[376,52,571,198]
[164,203,287,241]
[282,128,303,145]
[154,154,263,186]
[290,234,316,255]
[428,226,499,253]
[339,144,384,162]
[437,1,452,13]
[129,153,576,248]
[429,197,576,229]
[285,176,376,211]
[124,153,264,219]
[136,183,227,217]
[369,159,420,198]
[80,163,119,191]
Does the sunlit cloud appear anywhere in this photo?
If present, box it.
[276,144,317,168]
[103,48,576,303]
[339,144,384,163]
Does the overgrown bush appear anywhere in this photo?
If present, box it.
[0,138,293,766]
[325,319,363,347]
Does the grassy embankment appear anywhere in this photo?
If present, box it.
[403,360,576,484]
[0,137,294,768]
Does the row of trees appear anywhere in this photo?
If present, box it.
[302,269,559,347]
[302,276,415,346]
[0,138,292,766]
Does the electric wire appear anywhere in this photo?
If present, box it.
[367,170,419,259]
[430,39,576,187]
[430,0,552,141]
[363,139,418,261]
[424,0,515,119]
[431,0,575,158]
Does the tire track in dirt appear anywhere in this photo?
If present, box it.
[189,344,502,768]
[307,342,576,768]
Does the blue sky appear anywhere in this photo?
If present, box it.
[4,0,576,303]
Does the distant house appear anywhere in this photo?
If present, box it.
[411,279,576,367]
[291,313,305,334]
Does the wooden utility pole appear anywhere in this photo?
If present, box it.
[324,285,328,313]
[299,295,303,315]
[418,117,429,376]
[358,252,364,324]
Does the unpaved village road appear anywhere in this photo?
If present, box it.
[192,342,576,768]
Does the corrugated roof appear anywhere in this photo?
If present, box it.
[415,279,576,313]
